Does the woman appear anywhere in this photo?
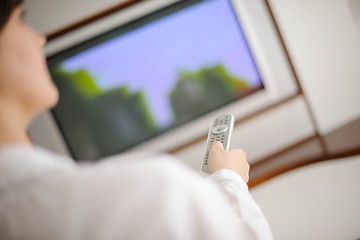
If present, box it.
[0,0,272,239]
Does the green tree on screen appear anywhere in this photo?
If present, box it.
[169,64,250,123]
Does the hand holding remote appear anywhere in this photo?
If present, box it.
[207,141,250,183]
[201,114,234,173]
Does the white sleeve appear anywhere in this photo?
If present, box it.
[92,158,274,240]
[207,169,273,239]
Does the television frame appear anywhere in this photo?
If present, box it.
[29,0,298,159]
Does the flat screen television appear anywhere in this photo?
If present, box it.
[29,0,298,160]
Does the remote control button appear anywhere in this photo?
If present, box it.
[211,125,228,135]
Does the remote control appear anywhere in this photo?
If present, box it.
[201,114,235,174]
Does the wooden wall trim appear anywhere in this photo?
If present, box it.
[249,117,360,188]
[264,0,323,139]
[47,0,144,41]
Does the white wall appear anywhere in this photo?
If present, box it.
[24,0,126,34]
[269,0,360,134]
[251,155,360,240]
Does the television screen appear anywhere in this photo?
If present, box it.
[48,0,264,160]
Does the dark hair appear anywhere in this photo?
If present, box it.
[0,0,23,32]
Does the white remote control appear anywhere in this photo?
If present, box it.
[201,114,235,174]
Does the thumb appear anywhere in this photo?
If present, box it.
[210,141,224,151]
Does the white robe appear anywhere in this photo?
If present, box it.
[0,145,272,240]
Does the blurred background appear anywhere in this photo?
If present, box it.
[24,0,360,239]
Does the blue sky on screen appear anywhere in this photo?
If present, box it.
[62,0,262,128]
